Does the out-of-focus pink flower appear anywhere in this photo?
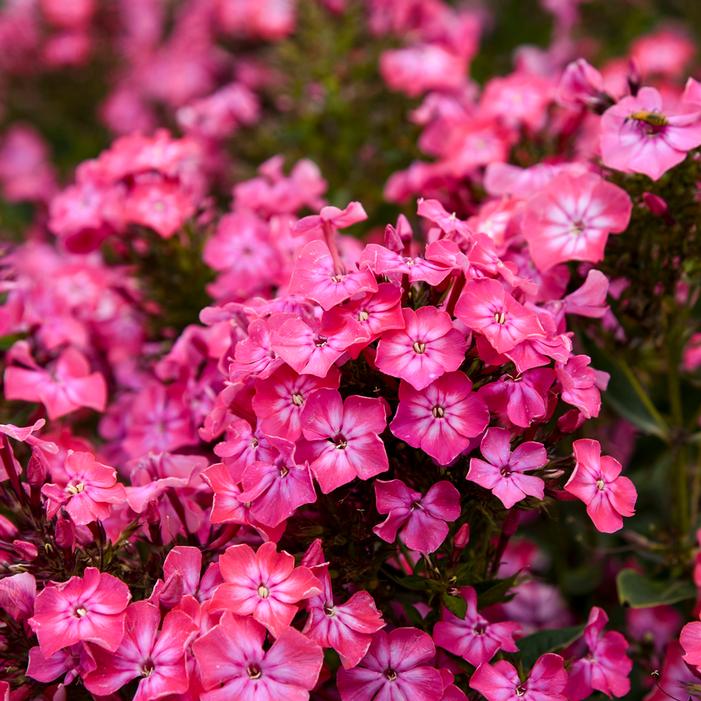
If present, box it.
[211,541,321,636]
[523,172,632,271]
[467,428,547,508]
[390,371,488,465]
[293,201,367,238]
[29,567,131,658]
[376,306,467,390]
[193,611,323,700]
[470,653,568,701]
[381,45,467,97]
[647,642,701,701]
[564,439,637,533]
[433,586,520,665]
[42,450,126,526]
[4,346,106,420]
[557,59,606,108]
[600,86,701,180]
[337,627,443,701]
[297,389,388,493]
[556,354,605,419]
[0,572,36,621]
[83,601,197,700]
[373,479,460,553]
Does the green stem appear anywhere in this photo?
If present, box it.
[618,360,670,440]
[668,333,689,539]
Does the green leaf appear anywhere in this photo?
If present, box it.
[474,574,518,607]
[394,575,443,593]
[517,624,586,668]
[616,568,696,608]
[442,592,467,619]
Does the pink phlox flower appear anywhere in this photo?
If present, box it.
[337,627,444,701]
[390,371,489,465]
[293,201,367,238]
[214,416,277,482]
[158,545,222,608]
[297,388,388,493]
[556,354,606,419]
[566,607,632,700]
[376,306,467,390]
[0,418,58,454]
[467,428,547,508]
[253,364,340,441]
[42,450,127,526]
[600,86,701,180]
[563,269,609,318]
[433,586,520,666]
[373,479,461,553]
[417,198,473,239]
[455,279,544,355]
[470,653,568,701]
[0,571,36,621]
[4,345,106,420]
[564,439,637,533]
[27,642,96,687]
[83,601,197,700]
[290,239,378,310]
[523,172,632,272]
[359,243,453,286]
[210,541,321,636]
[229,317,283,381]
[647,642,701,701]
[193,611,323,701]
[29,567,131,658]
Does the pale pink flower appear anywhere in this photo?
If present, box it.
[29,567,131,658]
[83,601,197,700]
[193,611,323,701]
[210,542,321,636]
[433,586,520,666]
[337,627,443,701]
[297,389,388,493]
[523,172,632,272]
[373,479,461,553]
[376,306,467,390]
[467,428,547,508]
[390,372,489,465]
[564,439,637,533]
[600,86,701,180]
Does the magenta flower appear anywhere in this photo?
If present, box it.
[210,541,321,636]
[600,86,701,180]
[455,279,544,355]
[470,653,568,701]
[293,200,368,237]
[556,354,605,419]
[42,450,127,526]
[564,439,637,533]
[566,607,632,701]
[433,586,520,666]
[297,389,388,493]
[83,601,197,700]
[4,346,106,420]
[252,364,340,441]
[193,611,323,701]
[373,479,461,553]
[375,306,467,390]
[337,627,443,701]
[29,567,131,658]
[467,428,547,508]
[290,239,378,310]
[523,172,632,272]
[359,244,453,286]
[390,372,489,465]
[302,540,385,669]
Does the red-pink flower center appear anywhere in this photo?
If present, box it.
[314,336,328,348]
[412,340,426,354]
[291,392,304,406]
[493,310,507,325]
[515,684,527,697]
[332,434,348,450]
[432,405,445,418]
[247,663,263,680]
[358,309,370,322]
[257,584,270,598]
[74,605,88,618]
[500,466,512,478]
[324,602,337,617]
[384,668,398,682]
[141,659,155,677]
[596,478,606,491]
[66,481,85,495]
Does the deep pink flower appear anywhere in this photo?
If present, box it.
[83,601,197,700]
[523,172,632,272]
[467,428,547,508]
[390,371,489,465]
[373,479,461,553]
[556,354,605,419]
[600,86,701,180]
[293,201,368,237]
[433,586,520,666]
[230,318,283,381]
[376,306,467,391]
[159,545,221,607]
[470,653,568,701]
[0,572,36,621]
[566,607,632,701]
[456,279,544,354]
[26,643,96,687]
[252,364,340,441]
[4,346,106,420]
[42,450,126,526]
[29,567,131,658]
[211,542,321,636]
[297,389,388,493]
[648,642,701,701]
[563,269,609,318]
[359,244,453,286]
[290,239,378,310]
[337,627,443,701]
[302,540,385,669]
[193,611,323,701]
[557,59,605,108]
[679,613,701,673]
[564,439,637,533]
